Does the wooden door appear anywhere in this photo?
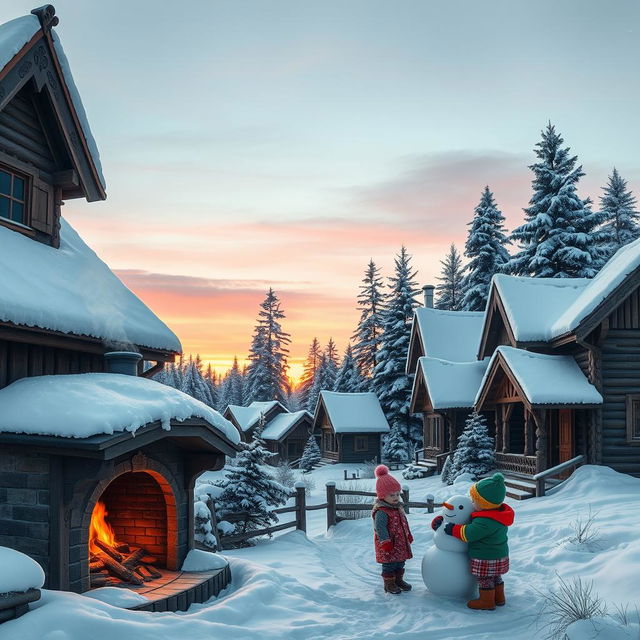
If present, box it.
[558,409,574,478]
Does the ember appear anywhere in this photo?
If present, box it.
[88,501,161,588]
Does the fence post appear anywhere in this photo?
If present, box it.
[326,481,336,529]
[401,485,410,514]
[344,469,348,481]
[206,497,222,551]
[294,482,307,532]
[426,493,434,514]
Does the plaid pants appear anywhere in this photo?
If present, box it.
[470,557,509,589]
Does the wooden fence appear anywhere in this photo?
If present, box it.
[207,481,439,549]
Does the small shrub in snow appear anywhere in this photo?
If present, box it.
[402,464,427,480]
[274,461,296,489]
[336,480,371,520]
[566,507,602,551]
[359,458,379,479]
[194,500,217,550]
[300,474,316,497]
[537,574,606,640]
[299,435,322,472]
[449,412,495,482]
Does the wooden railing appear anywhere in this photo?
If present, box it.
[532,454,585,497]
[208,482,439,548]
[495,452,537,476]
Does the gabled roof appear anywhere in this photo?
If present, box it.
[475,346,603,408]
[225,400,287,433]
[315,391,390,434]
[412,357,490,412]
[261,410,312,441]
[407,307,484,372]
[0,10,106,200]
[0,373,240,449]
[0,218,181,354]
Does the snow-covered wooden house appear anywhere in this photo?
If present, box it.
[261,410,314,463]
[312,391,390,463]
[0,6,239,608]
[409,240,640,496]
[224,400,288,441]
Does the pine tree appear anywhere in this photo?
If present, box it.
[245,288,291,405]
[180,355,215,407]
[462,187,511,311]
[440,453,455,485]
[216,418,290,537]
[352,259,385,380]
[333,344,365,393]
[449,412,495,483]
[382,422,409,464]
[325,337,339,368]
[372,246,421,447]
[203,362,219,410]
[298,338,322,409]
[299,435,322,472]
[436,244,465,310]
[306,353,338,412]
[507,123,606,278]
[598,167,640,262]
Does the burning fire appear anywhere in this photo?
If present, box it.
[89,501,116,554]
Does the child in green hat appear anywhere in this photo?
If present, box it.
[442,472,514,610]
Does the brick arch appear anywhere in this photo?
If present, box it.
[76,455,180,590]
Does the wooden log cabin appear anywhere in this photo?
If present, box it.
[223,400,288,442]
[260,410,314,464]
[409,243,640,496]
[312,391,390,463]
[0,7,240,604]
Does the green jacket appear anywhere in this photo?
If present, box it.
[452,504,515,560]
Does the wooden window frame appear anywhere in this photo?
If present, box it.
[426,414,442,449]
[0,163,30,229]
[324,429,337,452]
[355,435,368,452]
[626,394,640,443]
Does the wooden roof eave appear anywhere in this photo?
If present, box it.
[474,352,533,413]
[405,316,425,375]
[0,320,178,362]
[269,413,313,443]
[0,417,240,460]
[477,287,518,360]
[409,362,434,413]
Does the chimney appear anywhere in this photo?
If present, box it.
[104,351,142,376]
[422,285,435,308]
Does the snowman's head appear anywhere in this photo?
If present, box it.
[440,495,474,525]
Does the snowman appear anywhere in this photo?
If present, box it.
[421,494,478,599]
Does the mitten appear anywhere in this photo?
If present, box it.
[408,533,414,544]
[431,515,444,531]
[380,539,393,552]
[444,523,455,536]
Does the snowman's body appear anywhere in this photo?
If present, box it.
[422,495,478,599]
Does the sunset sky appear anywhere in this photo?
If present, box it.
[3,0,640,382]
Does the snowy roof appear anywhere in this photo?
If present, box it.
[0,15,105,190]
[319,391,390,434]
[261,410,312,441]
[476,346,603,407]
[413,307,485,361]
[416,357,490,409]
[226,400,286,433]
[0,373,240,443]
[491,274,589,342]
[0,218,181,353]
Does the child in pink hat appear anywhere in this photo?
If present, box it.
[372,464,414,594]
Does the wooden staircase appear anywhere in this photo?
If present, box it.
[502,473,562,500]
[413,458,438,476]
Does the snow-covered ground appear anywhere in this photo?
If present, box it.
[1,465,639,640]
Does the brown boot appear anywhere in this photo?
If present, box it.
[395,569,412,591]
[495,582,505,606]
[467,588,496,610]
[383,576,401,594]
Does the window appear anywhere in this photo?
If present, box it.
[626,394,640,442]
[355,436,368,452]
[324,430,337,452]
[425,414,442,448]
[0,167,27,225]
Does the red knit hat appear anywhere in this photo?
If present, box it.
[375,465,401,499]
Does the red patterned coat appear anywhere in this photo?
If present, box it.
[372,503,413,564]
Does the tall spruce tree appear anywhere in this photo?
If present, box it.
[372,246,421,447]
[598,167,640,262]
[306,352,338,412]
[219,356,244,411]
[436,244,465,310]
[507,123,606,278]
[333,344,365,393]
[382,423,409,464]
[245,288,291,405]
[352,259,385,380]
[325,337,339,368]
[180,355,215,407]
[298,338,322,409]
[448,412,495,483]
[462,187,510,311]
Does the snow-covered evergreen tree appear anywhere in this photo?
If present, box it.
[372,246,421,447]
[216,420,290,537]
[299,435,322,472]
[462,187,510,311]
[598,167,640,263]
[436,244,465,310]
[449,412,495,482]
[325,337,339,368]
[219,356,244,411]
[382,423,409,464]
[306,353,338,412]
[352,259,385,380]
[298,338,322,409]
[194,500,217,549]
[507,123,606,278]
[333,344,365,393]
[440,453,455,485]
[245,288,291,405]
[180,356,215,407]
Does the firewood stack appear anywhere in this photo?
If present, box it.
[90,539,161,588]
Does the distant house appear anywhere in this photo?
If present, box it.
[408,239,640,494]
[312,391,390,463]
[223,400,287,441]
[261,410,314,464]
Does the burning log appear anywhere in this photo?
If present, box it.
[89,559,105,572]
[122,548,146,569]
[94,539,123,563]
[101,555,143,585]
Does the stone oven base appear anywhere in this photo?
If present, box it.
[122,564,231,613]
